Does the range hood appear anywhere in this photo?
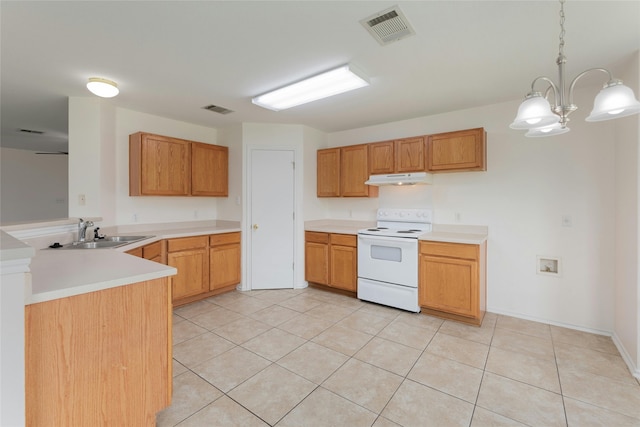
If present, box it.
[365,172,433,186]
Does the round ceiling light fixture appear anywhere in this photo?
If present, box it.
[86,77,119,98]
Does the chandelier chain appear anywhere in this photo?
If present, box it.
[558,0,565,57]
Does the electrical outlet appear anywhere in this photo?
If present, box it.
[454,212,462,223]
[78,194,86,206]
[132,213,138,222]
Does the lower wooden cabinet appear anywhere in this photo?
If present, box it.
[25,278,172,426]
[210,232,242,289]
[126,240,166,264]
[419,240,486,325]
[305,231,357,293]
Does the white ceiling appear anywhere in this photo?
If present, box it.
[2,1,639,152]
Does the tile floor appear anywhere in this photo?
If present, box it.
[157,287,640,427]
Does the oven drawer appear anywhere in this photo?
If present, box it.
[420,241,478,260]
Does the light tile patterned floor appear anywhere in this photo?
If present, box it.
[157,287,640,427]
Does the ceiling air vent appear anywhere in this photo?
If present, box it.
[360,5,415,46]
[202,104,234,115]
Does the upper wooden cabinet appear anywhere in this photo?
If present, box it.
[368,141,395,174]
[130,132,228,197]
[369,137,427,175]
[317,145,377,198]
[192,142,228,196]
[427,127,486,172]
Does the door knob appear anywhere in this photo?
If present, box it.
[253,224,259,230]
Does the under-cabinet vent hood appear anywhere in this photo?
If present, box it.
[365,172,432,186]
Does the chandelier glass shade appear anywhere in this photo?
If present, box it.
[510,0,640,137]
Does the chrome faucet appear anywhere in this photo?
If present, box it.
[78,218,94,242]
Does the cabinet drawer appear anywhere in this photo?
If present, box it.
[210,232,241,246]
[167,236,208,252]
[330,233,357,247]
[142,241,163,260]
[420,241,478,260]
[305,231,329,244]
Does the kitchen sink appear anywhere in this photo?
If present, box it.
[49,235,153,250]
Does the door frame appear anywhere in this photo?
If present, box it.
[244,144,302,291]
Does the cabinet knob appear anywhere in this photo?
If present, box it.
[253,224,259,230]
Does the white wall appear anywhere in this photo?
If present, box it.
[0,147,68,223]
[328,88,618,334]
[614,50,640,377]
[216,124,243,222]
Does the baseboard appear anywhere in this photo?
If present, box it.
[486,306,611,336]
[612,332,640,380]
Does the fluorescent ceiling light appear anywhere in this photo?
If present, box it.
[252,64,369,111]
[86,77,119,98]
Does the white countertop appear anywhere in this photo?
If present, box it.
[304,219,375,235]
[24,221,241,305]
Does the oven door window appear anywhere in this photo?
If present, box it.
[370,245,402,262]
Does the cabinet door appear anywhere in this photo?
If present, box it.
[427,128,486,172]
[395,137,426,172]
[329,244,357,292]
[210,243,241,289]
[419,255,478,318]
[305,241,329,285]
[317,148,341,197]
[191,142,228,197]
[368,141,395,175]
[341,144,376,197]
[130,133,191,196]
[167,248,209,300]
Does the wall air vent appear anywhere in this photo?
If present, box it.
[360,5,415,46]
[19,128,45,135]
[202,104,234,115]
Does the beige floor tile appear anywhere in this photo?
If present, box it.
[408,352,483,403]
[477,372,566,427]
[277,387,377,427]
[395,311,444,330]
[354,336,421,377]
[249,289,297,304]
[191,346,271,393]
[173,332,236,368]
[221,296,273,315]
[439,318,495,345]
[358,302,403,320]
[173,313,186,324]
[381,379,474,427]
[491,328,555,361]
[554,341,636,384]
[173,319,207,345]
[322,358,403,413]
[482,312,498,327]
[278,313,335,339]
[337,310,393,335]
[564,396,640,427]
[371,416,402,427]
[470,407,528,426]
[277,341,349,384]
[241,328,306,361]
[312,324,373,356]
[205,291,246,306]
[189,306,246,330]
[249,304,301,326]
[277,294,325,313]
[156,371,223,427]
[558,368,640,419]
[213,317,272,344]
[174,300,218,319]
[550,325,618,354]
[426,332,489,369]
[377,319,436,350]
[173,359,188,377]
[227,364,316,425]
[485,347,561,393]
[176,395,269,427]
[305,302,358,323]
[496,314,551,339]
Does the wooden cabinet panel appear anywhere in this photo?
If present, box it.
[25,278,171,427]
[142,240,164,263]
[126,246,143,257]
[317,148,341,197]
[427,127,486,172]
[305,231,329,244]
[330,244,357,292]
[130,132,191,196]
[419,241,478,260]
[167,235,208,253]
[210,232,241,290]
[167,248,209,300]
[330,233,357,247]
[369,141,395,175]
[419,255,478,318]
[341,144,377,197]
[191,142,228,197]
[305,240,329,285]
[395,137,426,172]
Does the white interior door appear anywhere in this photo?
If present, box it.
[249,149,295,289]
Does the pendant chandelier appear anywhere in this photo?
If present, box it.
[510,0,640,137]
